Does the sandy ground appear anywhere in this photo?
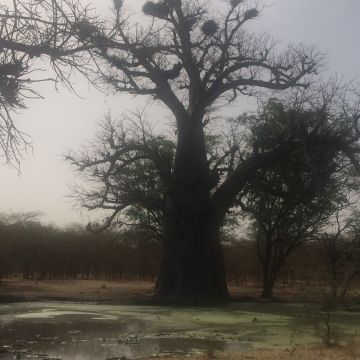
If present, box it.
[1,278,345,303]
[0,278,154,303]
[0,279,269,303]
[155,346,360,359]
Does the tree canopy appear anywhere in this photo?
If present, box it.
[0,0,320,166]
[236,94,360,296]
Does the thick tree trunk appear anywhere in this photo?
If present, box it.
[178,213,229,301]
[155,118,229,303]
[155,213,178,297]
[156,209,228,302]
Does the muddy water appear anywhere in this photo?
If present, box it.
[0,302,359,359]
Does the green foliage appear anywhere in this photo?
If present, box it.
[237,97,359,296]
[241,99,352,211]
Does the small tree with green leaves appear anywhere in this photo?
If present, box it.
[237,96,359,298]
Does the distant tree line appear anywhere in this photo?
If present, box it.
[224,236,360,294]
[0,213,159,282]
[2,0,360,303]
[1,212,359,300]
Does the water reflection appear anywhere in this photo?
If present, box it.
[2,301,348,359]
[0,303,239,359]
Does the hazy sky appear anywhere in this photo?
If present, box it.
[1,0,360,226]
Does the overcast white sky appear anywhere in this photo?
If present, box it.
[1,0,359,226]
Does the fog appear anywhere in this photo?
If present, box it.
[1,0,359,226]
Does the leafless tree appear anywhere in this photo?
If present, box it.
[319,208,360,304]
[0,0,101,167]
[66,111,174,238]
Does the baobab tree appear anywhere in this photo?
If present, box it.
[66,87,360,302]
[1,0,360,302]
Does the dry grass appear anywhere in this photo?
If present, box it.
[150,345,360,359]
[0,278,154,302]
[0,279,271,304]
[1,279,359,304]
[228,282,360,304]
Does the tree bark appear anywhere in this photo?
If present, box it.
[156,207,229,303]
[261,256,276,298]
[261,274,275,298]
[155,118,229,303]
